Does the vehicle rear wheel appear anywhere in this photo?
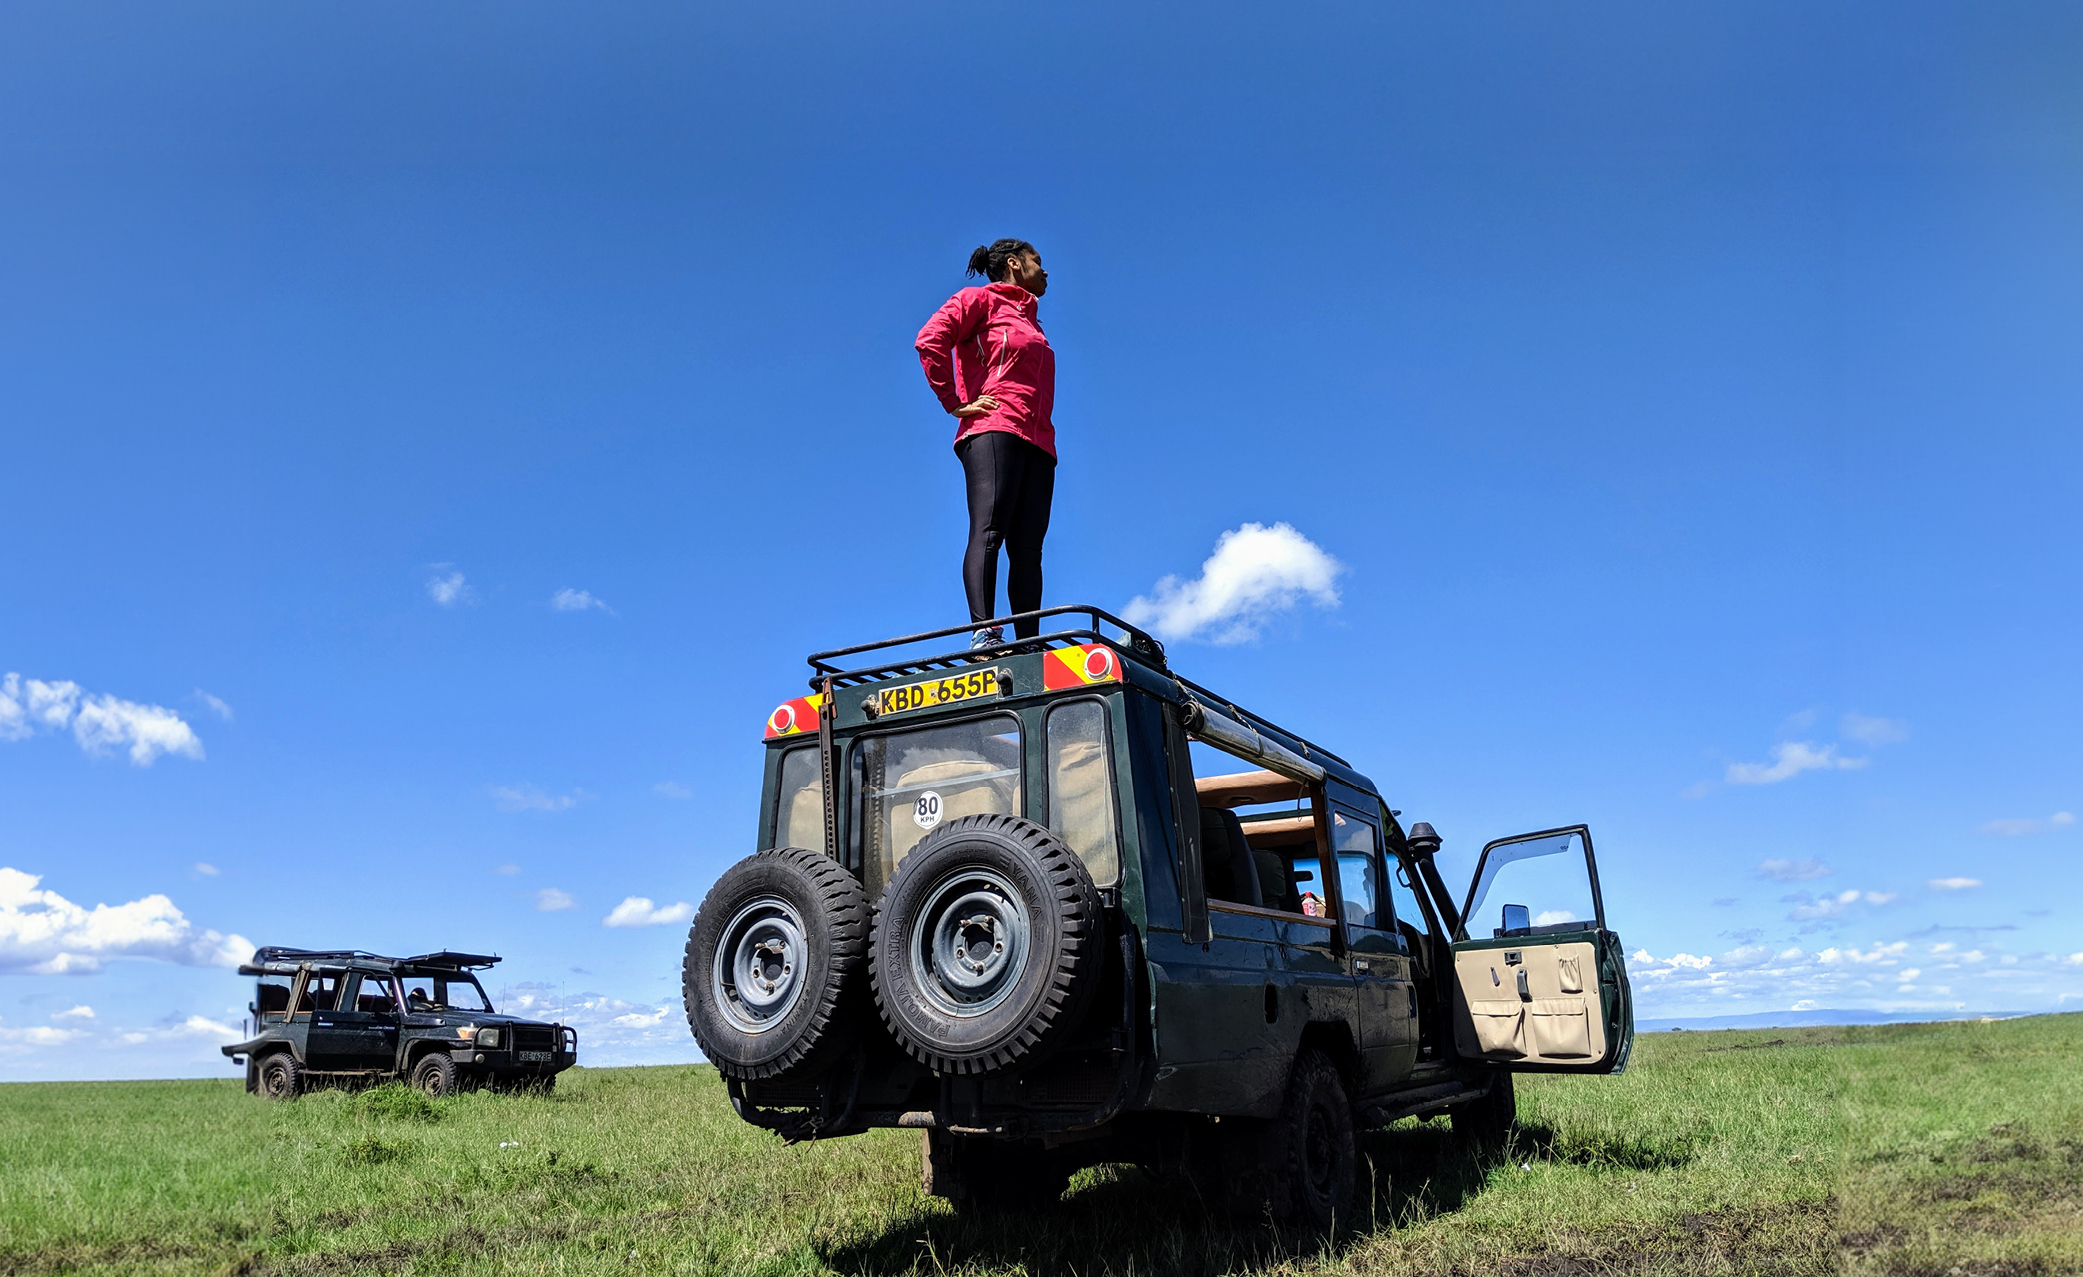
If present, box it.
[685,846,871,1081]
[257,1052,301,1101]
[1249,1050,1357,1231]
[921,1129,1073,1211]
[1451,1071,1515,1150]
[872,814,1101,1076]
[411,1051,457,1098]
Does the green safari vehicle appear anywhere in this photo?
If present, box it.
[683,607,1633,1228]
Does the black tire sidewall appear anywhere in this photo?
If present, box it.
[259,1053,299,1100]
[412,1052,455,1098]
[1271,1051,1357,1231]
[872,814,1100,1075]
[683,848,868,1080]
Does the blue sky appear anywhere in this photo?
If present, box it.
[3,2,2080,1079]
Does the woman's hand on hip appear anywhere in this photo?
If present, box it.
[952,395,1000,418]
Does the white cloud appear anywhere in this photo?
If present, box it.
[495,864,520,875]
[1758,858,1832,882]
[1726,742,1865,785]
[0,674,204,766]
[166,1015,241,1041]
[1980,812,2075,837]
[550,588,614,614]
[1121,522,1342,644]
[0,868,251,975]
[0,1024,81,1049]
[1783,888,1897,922]
[490,785,587,813]
[1840,712,1910,745]
[426,567,472,607]
[193,863,220,877]
[602,897,694,928]
[52,1005,94,1021]
[1532,909,1578,927]
[652,781,693,800]
[192,690,235,722]
[535,888,575,912]
[1929,877,1983,892]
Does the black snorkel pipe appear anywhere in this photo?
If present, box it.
[1403,822,1462,939]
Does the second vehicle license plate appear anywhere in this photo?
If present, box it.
[875,668,1002,718]
[517,1050,551,1063]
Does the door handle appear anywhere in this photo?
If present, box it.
[1516,968,1531,1000]
[1355,959,1370,972]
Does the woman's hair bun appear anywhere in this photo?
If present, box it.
[965,245,995,279]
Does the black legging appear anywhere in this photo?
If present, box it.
[957,430,1055,638]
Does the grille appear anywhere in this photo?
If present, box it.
[513,1026,556,1052]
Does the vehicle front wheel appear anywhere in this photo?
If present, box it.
[257,1052,301,1101]
[1451,1071,1515,1150]
[410,1051,457,1098]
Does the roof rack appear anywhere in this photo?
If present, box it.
[244,946,501,971]
[800,605,1352,772]
[805,604,1166,691]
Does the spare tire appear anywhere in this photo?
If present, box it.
[684,847,869,1081]
[871,814,1102,1076]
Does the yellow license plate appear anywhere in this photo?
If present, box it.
[875,668,1003,718]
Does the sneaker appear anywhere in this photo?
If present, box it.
[970,626,1004,652]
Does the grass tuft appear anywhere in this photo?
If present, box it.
[349,1083,442,1124]
[339,1136,411,1166]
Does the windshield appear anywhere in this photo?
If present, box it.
[398,974,493,1013]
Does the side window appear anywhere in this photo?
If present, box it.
[400,976,439,1012]
[774,746,825,853]
[298,971,344,1013]
[353,973,397,1015]
[1465,829,1600,938]
[255,973,292,1021]
[1189,741,1326,918]
[1330,810,1381,929]
[1387,855,1429,938]
[851,714,1023,892]
[1046,700,1121,887]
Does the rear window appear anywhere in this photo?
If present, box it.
[1046,699,1120,886]
[773,746,825,853]
[851,714,1022,891]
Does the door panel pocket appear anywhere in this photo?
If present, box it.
[1470,999,1527,1057]
[1556,955,1584,994]
[1529,998,1592,1058]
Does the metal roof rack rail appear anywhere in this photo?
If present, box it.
[805,604,1166,691]
[240,946,501,973]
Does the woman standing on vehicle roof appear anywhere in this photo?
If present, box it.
[915,238,1056,651]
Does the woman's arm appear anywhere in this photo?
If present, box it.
[915,290,988,415]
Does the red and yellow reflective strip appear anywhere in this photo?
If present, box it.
[1042,643,1123,691]
[763,692,827,740]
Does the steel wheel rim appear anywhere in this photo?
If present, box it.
[713,896,809,1033]
[910,868,1031,1019]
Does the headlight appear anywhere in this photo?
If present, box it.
[477,1027,501,1048]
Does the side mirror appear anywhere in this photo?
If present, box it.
[1500,903,1530,936]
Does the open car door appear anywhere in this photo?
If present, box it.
[1449,825,1633,1073]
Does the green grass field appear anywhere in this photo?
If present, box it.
[3,1016,2077,1276]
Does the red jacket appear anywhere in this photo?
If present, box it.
[915,282,1056,458]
